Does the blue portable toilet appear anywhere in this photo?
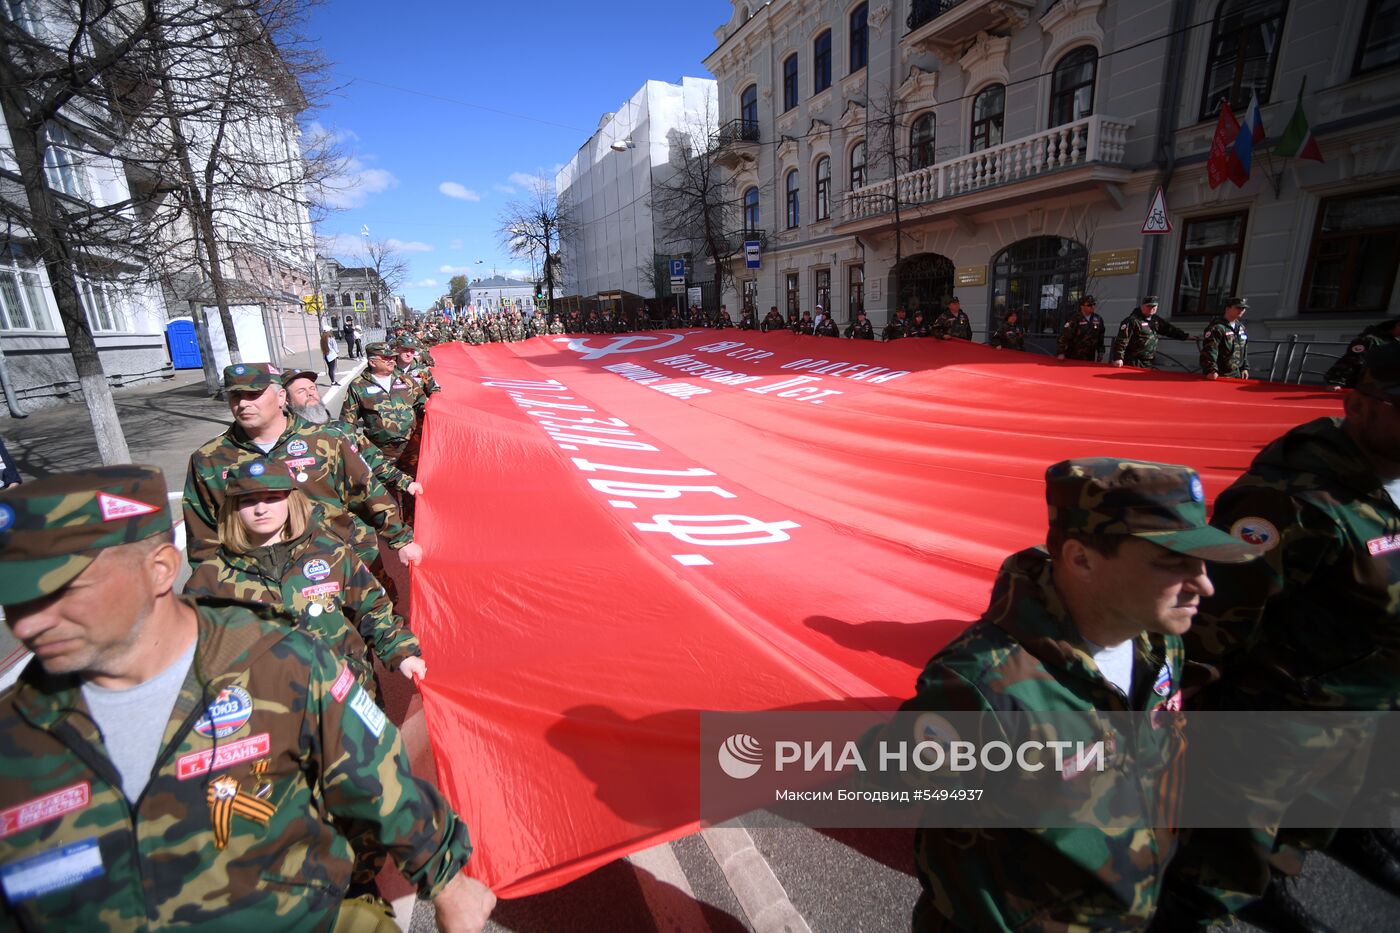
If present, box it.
[166,318,202,369]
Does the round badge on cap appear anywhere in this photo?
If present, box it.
[249,462,266,477]
[234,365,246,375]
[1230,517,1279,551]
[0,503,14,532]
[1189,476,1204,502]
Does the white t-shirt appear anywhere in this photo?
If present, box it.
[1081,636,1135,699]
[370,374,394,392]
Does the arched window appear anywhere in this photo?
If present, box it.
[743,187,760,232]
[1200,0,1287,119]
[971,84,1005,152]
[740,84,758,126]
[849,3,868,73]
[783,54,799,111]
[814,30,832,93]
[849,140,867,190]
[910,113,936,169]
[785,170,800,228]
[814,157,831,221]
[1050,47,1097,126]
[341,293,352,307]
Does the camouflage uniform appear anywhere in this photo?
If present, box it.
[184,366,411,570]
[1110,306,1193,368]
[340,351,424,474]
[1199,306,1249,378]
[547,316,565,335]
[1058,307,1106,362]
[864,459,1261,932]
[883,312,910,341]
[184,475,420,695]
[1324,328,1396,389]
[0,467,472,931]
[846,316,874,339]
[988,317,1026,350]
[761,310,786,333]
[931,306,972,340]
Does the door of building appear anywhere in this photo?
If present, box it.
[990,236,1088,335]
[165,319,202,369]
[892,253,955,319]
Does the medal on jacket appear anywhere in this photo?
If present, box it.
[207,773,277,848]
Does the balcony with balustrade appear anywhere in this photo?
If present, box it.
[905,0,1037,55]
[833,114,1135,233]
[711,118,760,169]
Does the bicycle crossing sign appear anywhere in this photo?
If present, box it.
[1142,187,1172,235]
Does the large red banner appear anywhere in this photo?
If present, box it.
[411,331,1337,897]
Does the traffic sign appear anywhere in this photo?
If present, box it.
[354,299,366,312]
[744,240,761,269]
[301,295,322,315]
[1142,187,1172,235]
[669,259,686,278]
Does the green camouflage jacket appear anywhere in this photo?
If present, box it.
[183,415,411,568]
[183,511,419,688]
[1325,333,1395,389]
[874,547,1189,932]
[1110,310,1192,367]
[1057,313,1106,361]
[1190,418,1400,709]
[339,371,423,450]
[0,599,468,931]
[319,420,413,494]
[398,362,440,398]
[1199,316,1248,377]
[988,321,1026,351]
[932,310,973,341]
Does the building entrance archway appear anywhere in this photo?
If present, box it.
[892,253,955,319]
[990,236,1088,335]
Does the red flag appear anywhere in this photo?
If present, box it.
[1207,102,1242,189]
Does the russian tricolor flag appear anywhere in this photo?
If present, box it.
[1232,92,1265,186]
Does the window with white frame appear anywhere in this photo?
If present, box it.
[43,124,91,201]
[849,140,867,190]
[0,253,55,331]
[78,277,131,333]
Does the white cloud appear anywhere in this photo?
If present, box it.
[449,239,464,250]
[303,121,360,147]
[508,171,550,192]
[439,182,481,202]
[492,184,516,195]
[439,264,473,274]
[316,157,397,209]
[316,232,367,259]
[414,278,439,288]
[387,239,433,253]
[505,268,532,280]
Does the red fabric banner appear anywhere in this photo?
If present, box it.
[411,331,1337,897]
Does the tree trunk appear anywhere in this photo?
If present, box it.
[0,94,131,463]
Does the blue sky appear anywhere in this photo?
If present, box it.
[306,0,732,310]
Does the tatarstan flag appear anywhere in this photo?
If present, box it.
[1275,89,1324,162]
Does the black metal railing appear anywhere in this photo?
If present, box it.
[712,118,760,149]
[907,0,969,31]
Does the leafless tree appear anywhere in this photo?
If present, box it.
[360,236,408,320]
[497,173,570,307]
[649,108,756,310]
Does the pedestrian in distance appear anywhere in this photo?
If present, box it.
[320,326,339,384]
[1200,297,1250,380]
[863,458,1263,932]
[932,296,973,340]
[846,310,874,339]
[1057,295,1106,362]
[0,465,495,932]
[883,307,910,341]
[1110,296,1196,368]
[761,305,785,333]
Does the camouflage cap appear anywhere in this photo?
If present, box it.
[1081,295,1097,306]
[1142,295,1160,305]
[365,341,393,358]
[280,369,319,387]
[1045,458,1262,563]
[392,336,420,349]
[223,363,282,392]
[225,459,294,497]
[0,465,172,604]
[1359,340,1400,399]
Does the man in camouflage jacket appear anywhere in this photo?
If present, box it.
[864,459,1261,932]
[183,364,419,574]
[0,466,494,931]
[341,345,425,474]
[1110,296,1195,369]
[931,298,973,341]
[394,337,441,399]
[1199,297,1249,379]
[1164,342,1400,928]
[1057,295,1106,362]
